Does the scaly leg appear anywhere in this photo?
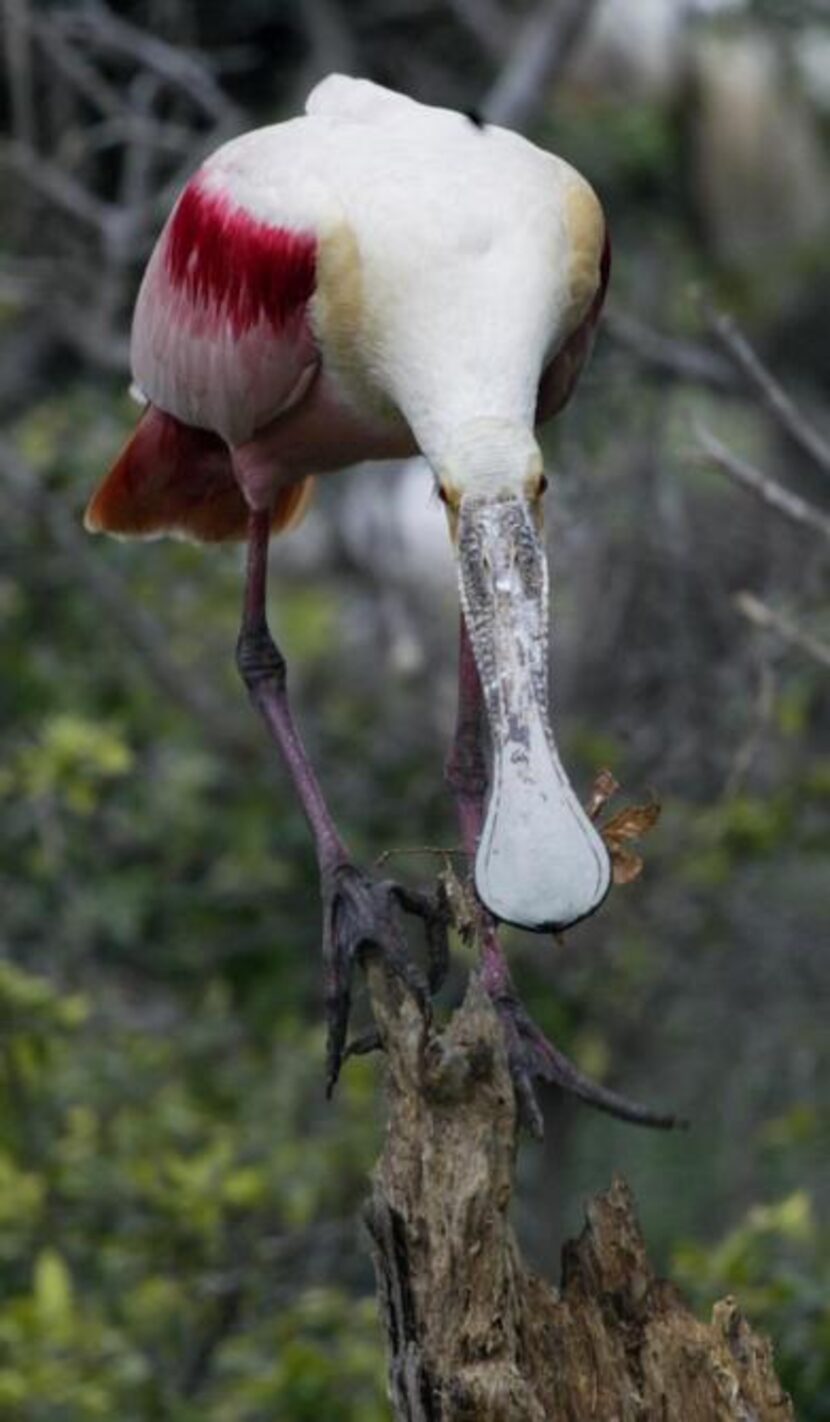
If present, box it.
[236,510,446,1092]
[445,615,678,1136]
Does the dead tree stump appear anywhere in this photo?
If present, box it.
[363,959,793,1422]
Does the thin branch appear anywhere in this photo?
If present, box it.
[482,0,600,131]
[23,9,212,174]
[1,139,115,230]
[734,591,830,672]
[54,111,195,169]
[52,5,240,125]
[605,307,737,390]
[696,423,830,545]
[29,10,124,118]
[705,304,830,480]
[118,74,165,223]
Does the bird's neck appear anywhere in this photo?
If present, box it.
[436,419,543,502]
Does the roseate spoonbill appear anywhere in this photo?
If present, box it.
[86,76,673,1131]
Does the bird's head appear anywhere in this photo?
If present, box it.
[438,419,610,932]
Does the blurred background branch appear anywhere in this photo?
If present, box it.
[734,591,830,672]
[696,424,830,542]
[483,0,601,128]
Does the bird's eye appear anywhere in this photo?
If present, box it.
[437,485,449,505]
[539,475,549,495]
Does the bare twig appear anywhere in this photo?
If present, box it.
[705,304,830,480]
[696,423,830,545]
[605,308,737,390]
[734,591,830,672]
[118,75,163,223]
[52,112,195,179]
[482,0,600,131]
[1,139,114,230]
[0,0,244,375]
[29,10,124,118]
[51,5,240,125]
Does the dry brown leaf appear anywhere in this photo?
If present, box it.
[586,767,620,821]
[601,800,661,846]
[600,796,661,888]
[610,847,645,885]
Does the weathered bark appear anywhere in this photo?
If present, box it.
[363,958,793,1422]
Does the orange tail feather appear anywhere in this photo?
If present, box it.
[84,405,313,543]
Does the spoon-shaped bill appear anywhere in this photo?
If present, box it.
[457,496,610,931]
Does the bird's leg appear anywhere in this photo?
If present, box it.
[236,510,446,1092]
[236,512,347,871]
[446,616,677,1137]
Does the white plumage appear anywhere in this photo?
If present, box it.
[88,76,613,936]
[132,75,604,482]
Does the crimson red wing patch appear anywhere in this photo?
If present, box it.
[165,178,317,339]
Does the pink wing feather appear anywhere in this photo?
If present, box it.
[87,171,319,542]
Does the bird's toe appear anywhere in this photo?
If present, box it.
[321,864,443,1096]
[488,987,682,1137]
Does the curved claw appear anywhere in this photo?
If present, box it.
[387,880,451,993]
[493,991,684,1138]
[322,865,446,1097]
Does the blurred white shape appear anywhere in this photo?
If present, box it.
[573,0,685,98]
[794,28,830,112]
[692,30,830,267]
[339,457,455,596]
[331,458,456,679]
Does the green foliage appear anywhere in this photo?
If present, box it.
[674,1187,830,1420]
[0,963,387,1419]
[2,713,133,815]
[2,6,829,1415]
[209,1291,388,1422]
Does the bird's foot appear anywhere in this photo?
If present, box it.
[488,983,681,1139]
[322,863,449,1096]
